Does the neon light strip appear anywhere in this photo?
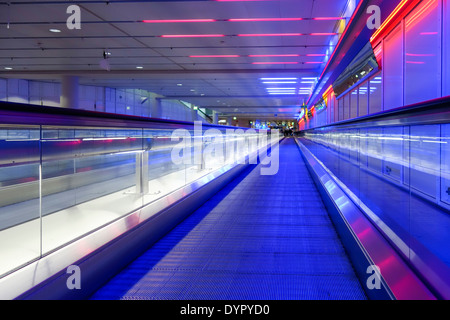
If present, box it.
[142,17,344,24]
[309,33,338,36]
[308,0,365,106]
[405,0,436,30]
[260,78,298,80]
[266,88,297,90]
[189,54,326,58]
[262,81,298,84]
[162,33,340,38]
[237,33,303,36]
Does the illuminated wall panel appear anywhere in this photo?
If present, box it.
[383,23,403,110]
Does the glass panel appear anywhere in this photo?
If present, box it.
[329,94,334,124]
[441,124,450,206]
[383,23,403,110]
[0,126,41,277]
[404,0,441,105]
[142,128,187,207]
[367,127,383,172]
[368,73,382,114]
[358,82,368,117]
[382,126,403,183]
[41,127,144,253]
[300,121,450,296]
[344,94,350,120]
[445,0,450,96]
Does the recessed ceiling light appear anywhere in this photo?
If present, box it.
[4,67,13,70]
[136,66,143,69]
[49,29,61,33]
[190,89,195,92]
[260,78,298,81]
[177,83,183,86]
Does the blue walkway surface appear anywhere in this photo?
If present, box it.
[90,138,366,300]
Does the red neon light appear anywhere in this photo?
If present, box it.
[406,61,425,64]
[306,54,326,56]
[313,17,345,21]
[420,32,438,35]
[248,54,300,57]
[252,62,299,65]
[309,33,338,36]
[161,34,225,38]
[237,33,303,37]
[142,19,216,23]
[305,61,323,64]
[190,55,240,58]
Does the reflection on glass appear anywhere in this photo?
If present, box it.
[383,23,403,110]
[0,121,281,276]
[358,83,368,117]
[369,74,382,114]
